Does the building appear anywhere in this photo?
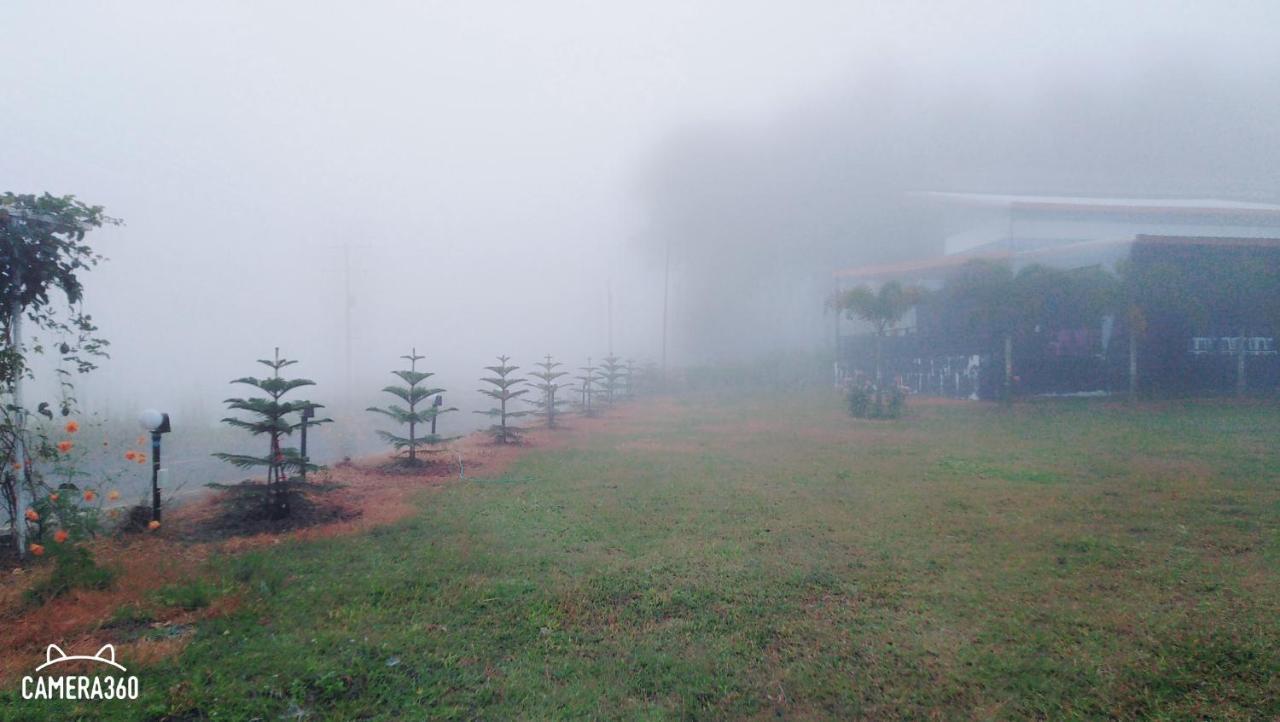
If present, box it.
[834,193,1280,397]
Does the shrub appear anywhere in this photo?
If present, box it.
[847,384,873,418]
[845,383,907,419]
[24,543,114,604]
[884,385,907,418]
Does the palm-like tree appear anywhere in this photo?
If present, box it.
[830,280,923,386]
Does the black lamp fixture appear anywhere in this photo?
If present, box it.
[137,409,171,522]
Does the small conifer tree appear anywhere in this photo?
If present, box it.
[574,358,599,417]
[367,349,456,465]
[623,358,636,398]
[598,355,625,405]
[476,355,528,443]
[527,354,571,428]
[214,348,331,519]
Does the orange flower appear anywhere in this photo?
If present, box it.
[10,462,19,470]
[136,455,147,465]
[49,493,59,502]
[29,543,44,557]
[83,490,96,502]
[147,520,161,531]
[107,490,120,501]
[124,450,137,461]
[56,440,73,454]
[24,508,38,522]
[64,420,80,434]
[53,529,69,543]
[136,435,146,445]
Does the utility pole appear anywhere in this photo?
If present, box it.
[832,277,842,386]
[343,243,353,414]
[661,237,670,381]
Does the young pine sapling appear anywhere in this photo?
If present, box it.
[598,355,625,405]
[623,358,636,398]
[476,355,528,444]
[367,349,456,465]
[527,354,571,429]
[574,358,599,418]
[214,349,331,520]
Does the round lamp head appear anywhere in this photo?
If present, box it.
[138,409,170,433]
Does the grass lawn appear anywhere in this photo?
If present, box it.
[5,393,1279,719]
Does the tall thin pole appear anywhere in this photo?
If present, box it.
[607,280,614,356]
[150,431,162,522]
[343,243,353,413]
[661,237,670,380]
[832,277,841,385]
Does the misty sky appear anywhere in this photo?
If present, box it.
[4,1,1279,411]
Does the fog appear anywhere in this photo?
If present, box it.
[640,6,1280,361]
[4,1,1279,463]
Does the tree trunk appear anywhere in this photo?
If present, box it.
[9,293,27,560]
[269,432,288,520]
[874,332,883,388]
[3,474,18,561]
[1128,329,1138,400]
[1236,330,1247,397]
[266,463,278,519]
[871,331,886,413]
[1003,333,1013,401]
[408,418,416,462]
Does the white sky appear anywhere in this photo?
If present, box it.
[2,0,1277,413]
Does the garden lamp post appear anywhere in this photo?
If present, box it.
[299,404,315,482]
[138,409,171,522]
[431,394,443,436]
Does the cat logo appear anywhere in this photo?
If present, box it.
[22,643,139,701]
[36,644,127,673]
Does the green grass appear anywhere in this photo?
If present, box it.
[5,393,1279,719]
[151,579,219,612]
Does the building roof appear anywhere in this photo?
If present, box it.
[1133,234,1280,248]
[912,191,1280,216]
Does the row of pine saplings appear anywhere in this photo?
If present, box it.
[367,351,641,462]
[214,350,643,506]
